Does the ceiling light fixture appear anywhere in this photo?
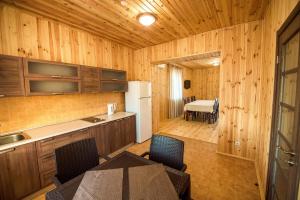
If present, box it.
[211,60,220,66]
[137,12,156,26]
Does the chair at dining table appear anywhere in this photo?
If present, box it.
[53,138,110,186]
[141,135,187,172]
[191,96,196,102]
[183,97,195,121]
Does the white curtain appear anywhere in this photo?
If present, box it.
[169,65,183,118]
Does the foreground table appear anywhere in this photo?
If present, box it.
[46,151,191,200]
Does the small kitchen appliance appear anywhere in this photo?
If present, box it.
[107,103,117,115]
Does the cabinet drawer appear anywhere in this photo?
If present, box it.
[40,170,56,188]
[36,137,55,157]
[37,134,73,157]
[71,128,91,142]
[38,154,56,173]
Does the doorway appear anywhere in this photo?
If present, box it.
[267,3,300,200]
[153,51,221,144]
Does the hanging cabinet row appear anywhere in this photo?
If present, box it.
[0,54,127,97]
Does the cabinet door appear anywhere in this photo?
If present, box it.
[100,69,126,81]
[120,116,136,146]
[100,81,128,92]
[0,55,25,97]
[89,125,110,156]
[108,120,123,153]
[0,143,41,200]
[25,78,81,96]
[24,59,80,79]
[81,66,100,93]
[128,116,136,144]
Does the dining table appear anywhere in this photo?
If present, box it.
[46,151,191,200]
[184,100,215,113]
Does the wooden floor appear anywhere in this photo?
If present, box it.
[159,117,219,144]
[26,132,260,200]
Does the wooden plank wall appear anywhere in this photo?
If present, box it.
[192,67,220,100]
[256,0,299,198]
[133,20,263,160]
[0,4,134,133]
[155,65,193,125]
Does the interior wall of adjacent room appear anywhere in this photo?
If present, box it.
[0,3,134,133]
[133,20,263,162]
[255,0,300,198]
[156,65,192,125]
[192,67,220,100]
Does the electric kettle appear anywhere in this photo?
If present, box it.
[107,103,117,115]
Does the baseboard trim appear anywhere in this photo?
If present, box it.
[255,161,265,200]
[216,151,254,162]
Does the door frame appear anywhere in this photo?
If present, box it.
[266,2,300,199]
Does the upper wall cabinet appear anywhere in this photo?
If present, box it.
[24,59,80,79]
[100,69,126,81]
[24,59,81,96]
[81,66,100,93]
[0,55,25,97]
[100,69,128,92]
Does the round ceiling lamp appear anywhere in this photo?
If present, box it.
[137,12,156,26]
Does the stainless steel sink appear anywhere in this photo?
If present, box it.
[0,132,31,146]
[81,117,106,123]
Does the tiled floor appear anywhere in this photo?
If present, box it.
[159,117,219,144]
[27,134,260,200]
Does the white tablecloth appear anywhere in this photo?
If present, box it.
[184,100,215,113]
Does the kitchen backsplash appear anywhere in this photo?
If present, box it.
[0,93,125,133]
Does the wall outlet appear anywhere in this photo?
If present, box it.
[235,140,240,146]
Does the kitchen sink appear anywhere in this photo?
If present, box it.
[0,132,31,146]
[81,117,106,123]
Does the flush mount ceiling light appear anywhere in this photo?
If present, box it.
[137,12,156,26]
[210,60,220,66]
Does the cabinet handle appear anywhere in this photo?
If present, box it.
[51,75,62,78]
[42,154,55,160]
[79,128,89,132]
[0,148,15,154]
[40,138,54,143]
[51,92,63,95]
[0,94,5,98]
[112,79,118,81]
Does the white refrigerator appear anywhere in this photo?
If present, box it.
[125,81,152,143]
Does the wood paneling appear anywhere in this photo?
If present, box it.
[192,67,220,100]
[255,0,300,198]
[132,20,263,162]
[3,0,268,49]
[0,4,133,133]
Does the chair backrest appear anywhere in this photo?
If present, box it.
[55,138,99,184]
[186,97,191,103]
[191,96,196,101]
[149,135,184,170]
[183,97,187,105]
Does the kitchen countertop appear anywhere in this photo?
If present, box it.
[0,112,135,152]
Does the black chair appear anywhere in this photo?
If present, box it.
[141,135,187,172]
[208,100,219,123]
[191,96,196,102]
[53,138,109,186]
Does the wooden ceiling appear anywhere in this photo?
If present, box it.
[5,0,269,49]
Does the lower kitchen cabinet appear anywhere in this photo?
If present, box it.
[89,115,136,155]
[0,115,136,199]
[0,143,40,200]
